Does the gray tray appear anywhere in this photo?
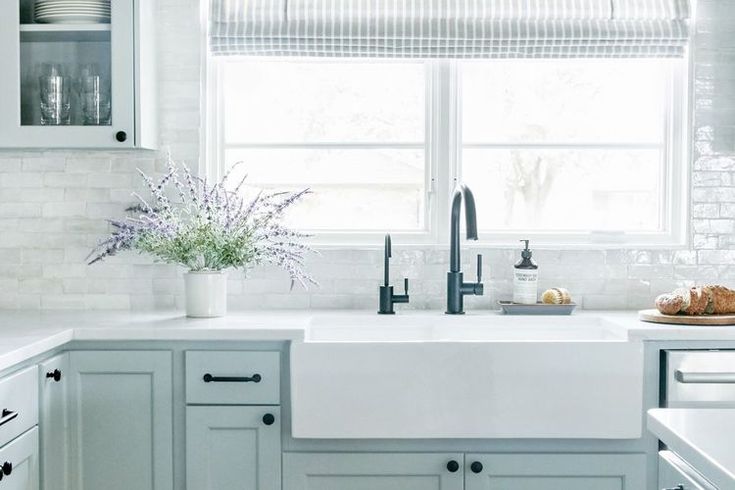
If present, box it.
[498,301,576,315]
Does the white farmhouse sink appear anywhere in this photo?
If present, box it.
[291,313,643,439]
[305,314,627,342]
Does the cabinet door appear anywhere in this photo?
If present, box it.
[39,354,69,490]
[68,351,173,490]
[465,454,647,490]
[0,0,135,148]
[186,406,281,490]
[283,453,464,490]
[0,427,39,490]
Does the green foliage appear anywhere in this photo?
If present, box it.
[135,219,259,272]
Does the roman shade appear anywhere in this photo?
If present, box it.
[209,0,691,58]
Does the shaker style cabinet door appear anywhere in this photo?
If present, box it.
[0,0,135,148]
[283,453,464,490]
[464,453,647,490]
[67,351,173,490]
[0,427,40,490]
[186,406,281,490]
[38,354,69,490]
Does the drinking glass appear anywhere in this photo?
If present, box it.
[40,62,64,78]
[39,75,71,125]
[79,75,111,126]
[78,63,101,79]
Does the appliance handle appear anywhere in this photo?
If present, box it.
[675,370,735,384]
[0,409,18,428]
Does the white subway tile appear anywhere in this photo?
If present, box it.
[0,158,22,172]
[0,173,43,188]
[42,202,85,218]
[0,203,41,218]
[22,158,65,172]
[65,158,111,173]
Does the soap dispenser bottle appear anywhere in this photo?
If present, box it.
[513,239,538,304]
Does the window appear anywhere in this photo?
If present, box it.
[212,57,687,247]
[217,60,427,239]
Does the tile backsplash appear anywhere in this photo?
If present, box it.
[1,0,734,311]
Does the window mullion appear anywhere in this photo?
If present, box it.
[429,60,460,246]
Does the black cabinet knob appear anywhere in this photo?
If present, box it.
[262,413,275,426]
[46,369,62,382]
[446,460,459,473]
[2,461,11,476]
[115,131,128,142]
[470,461,483,474]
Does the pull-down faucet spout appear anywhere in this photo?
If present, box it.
[446,185,484,314]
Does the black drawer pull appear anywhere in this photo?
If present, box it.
[262,413,276,426]
[46,369,62,382]
[2,462,10,476]
[0,409,18,428]
[202,373,262,383]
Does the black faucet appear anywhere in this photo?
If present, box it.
[446,184,484,314]
[378,234,409,314]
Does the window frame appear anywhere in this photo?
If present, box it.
[206,57,690,249]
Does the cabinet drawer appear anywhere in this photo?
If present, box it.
[0,367,38,449]
[0,427,39,490]
[186,351,280,405]
[665,350,735,407]
[659,451,716,490]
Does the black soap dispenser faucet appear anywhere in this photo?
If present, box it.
[378,234,409,314]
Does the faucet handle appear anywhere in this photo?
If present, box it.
[404,278,409,295]
[476,254,483,283]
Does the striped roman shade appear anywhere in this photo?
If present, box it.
[209,0,691,58]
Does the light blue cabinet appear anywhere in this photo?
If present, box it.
[186,406,281,490]
[464,453,647,490]
[283,453,464,490]
[0,427,39,490]
[0,0,156,148]
[284,452,646,490]
[67,351,173,490]
[38,354,68,490]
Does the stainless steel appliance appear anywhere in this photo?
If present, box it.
[664,350,735,408]
[659,350,735,490]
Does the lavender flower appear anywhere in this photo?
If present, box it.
[88,155,317,288]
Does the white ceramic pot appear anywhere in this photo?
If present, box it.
[184,271,227,318]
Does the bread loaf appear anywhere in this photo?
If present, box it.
[655,293,683,315]
[654,285,735,315]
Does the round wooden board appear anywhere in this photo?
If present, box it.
[639,309,735,326]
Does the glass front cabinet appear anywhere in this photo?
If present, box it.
[0,0,156,149]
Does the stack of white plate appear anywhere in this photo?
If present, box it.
[34,0,111,24]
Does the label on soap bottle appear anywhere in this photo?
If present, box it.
[513,269,539,304]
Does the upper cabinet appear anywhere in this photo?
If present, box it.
[0,0,157,149]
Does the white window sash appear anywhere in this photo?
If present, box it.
[206,57,690,249]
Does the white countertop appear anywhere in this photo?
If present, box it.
[0,310,310,373]
[0,309,735,373]
[649,408,735,489]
